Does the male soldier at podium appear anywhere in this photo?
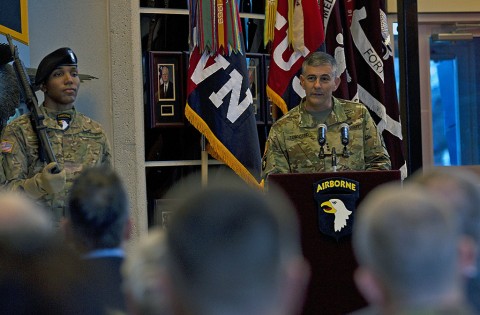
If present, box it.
[262,52,390,180]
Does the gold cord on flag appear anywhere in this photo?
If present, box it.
[264,0,278,46]
[264,0,295,48]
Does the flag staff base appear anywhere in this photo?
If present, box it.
[201,135,208,187]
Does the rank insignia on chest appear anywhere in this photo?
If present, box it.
[313,177,360,241]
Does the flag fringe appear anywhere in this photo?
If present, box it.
[263,0,278,46]
[185,104,263,190]
[266,85,289,115]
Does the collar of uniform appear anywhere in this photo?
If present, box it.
[324,97,348,126]
[298,99,316,128]
[298,97,348,128]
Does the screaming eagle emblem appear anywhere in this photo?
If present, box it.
[313,178,359,241]
[321,199,352,232]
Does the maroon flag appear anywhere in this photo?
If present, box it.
[323,0,406,176]
[265,0,325,114]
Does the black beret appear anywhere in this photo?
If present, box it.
[35,47,78,86]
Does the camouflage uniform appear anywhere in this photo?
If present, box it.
[1,105,112,221]
[262,97,391,180]
[0,155,5,185]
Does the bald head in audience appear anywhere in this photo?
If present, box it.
[0,190,53,250]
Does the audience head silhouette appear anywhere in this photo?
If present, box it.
[353,183,467,314]
[164,173,310,315]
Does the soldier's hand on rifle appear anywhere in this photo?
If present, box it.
[23,162,66,198]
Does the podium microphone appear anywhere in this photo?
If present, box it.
[317,123,327,146]
[340,123,350,158]
[340,123,349,146]
[318,124,327,159]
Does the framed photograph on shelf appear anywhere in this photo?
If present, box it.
[246,53,265,123]
[148,51,184,127]
[154,199,177,229]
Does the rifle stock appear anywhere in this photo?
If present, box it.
[6,34,60,174]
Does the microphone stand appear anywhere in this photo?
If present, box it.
[319,144,325,159]
[332,147,337,172]
[317,146,326,170]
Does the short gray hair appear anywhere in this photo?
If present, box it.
[408,167,480,243]
[353,183,460,304]
[301,51,338,77]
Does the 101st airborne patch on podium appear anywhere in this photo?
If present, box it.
[313,178,360,241]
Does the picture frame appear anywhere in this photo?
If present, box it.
[0,0,29,45]
[148,51,185,127]
[154,199,177,229]
[246,53,265,123]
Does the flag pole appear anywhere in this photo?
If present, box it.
[201,134,208,187]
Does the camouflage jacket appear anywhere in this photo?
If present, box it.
[1,106,112,221]
[262,97,391,180]
[0,155,5,184]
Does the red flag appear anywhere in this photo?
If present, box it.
[265,0,325,114]
[324,0,407,177]
[186,0,262,188]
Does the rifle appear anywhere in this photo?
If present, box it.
[5,34,61,173]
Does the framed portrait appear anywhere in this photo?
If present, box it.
[154,199,177,229]
[246,53,264,123]
[148,51,185,127]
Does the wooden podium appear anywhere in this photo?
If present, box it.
[268,170,401,315]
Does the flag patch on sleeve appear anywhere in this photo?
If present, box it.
[1,141,14,153]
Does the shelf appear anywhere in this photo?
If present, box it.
[139,7,265,20]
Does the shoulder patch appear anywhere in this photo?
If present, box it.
[1,141,14,153]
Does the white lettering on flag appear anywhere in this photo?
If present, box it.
[350,7,384,82]
[191,52,252,124]
[358,84,402,139]
[209,63,252,123]
[334,33,347,78]
[191,52,228,85]
[272,12,310,71]
[292,76,306,98]
[323,0,336,35]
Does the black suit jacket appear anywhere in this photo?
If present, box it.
[160,81,174,99]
